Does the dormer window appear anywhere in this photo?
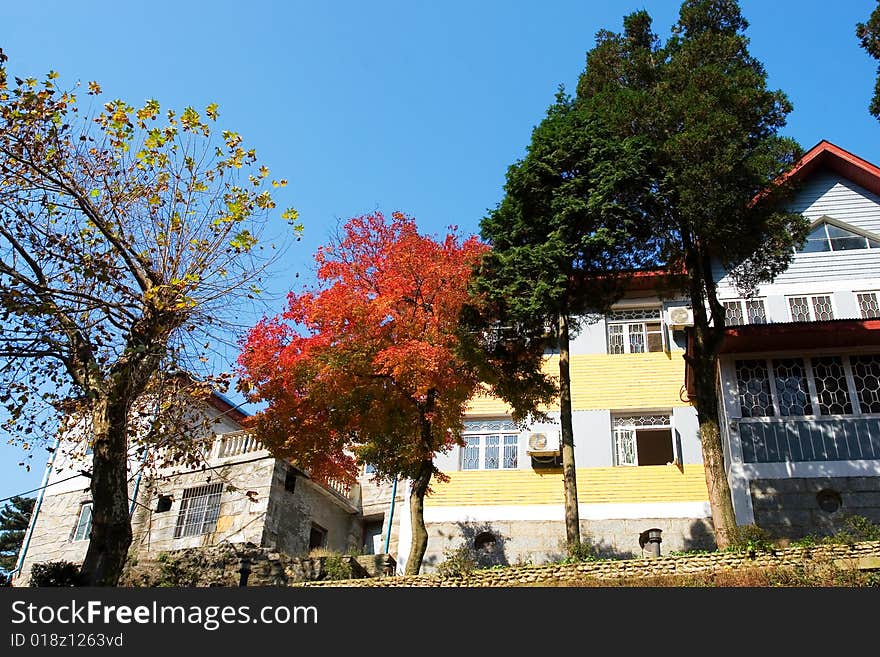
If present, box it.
[799,219,880,253]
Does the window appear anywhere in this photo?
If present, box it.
[461,434,518,470]
[606,308,664,354]
[612,415,674,466]
[155,495,173,513]
[787,295,834,322]
[72,503,92,541]
[309,523,327,550]
[799,221,880,253]
[732,355,880,418]
[173,483,223,538]
[723,299,767,326]
[461,419,518,470]
[857,292,880,319]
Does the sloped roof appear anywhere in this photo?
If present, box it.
[779,140,880,197]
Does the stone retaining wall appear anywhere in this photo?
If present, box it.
[298,540,880,587]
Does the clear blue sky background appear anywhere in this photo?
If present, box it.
[2,0,879,502]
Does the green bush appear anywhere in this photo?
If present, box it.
[436,545,477,578]
[557,539,599,564]
[729,524,774,554]
[29,561,80,587]
[323,554,352,581]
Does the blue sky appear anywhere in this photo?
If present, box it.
[1,0,879,502]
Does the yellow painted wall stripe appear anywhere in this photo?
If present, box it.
[466,351,688,415]
[425,465,708,507]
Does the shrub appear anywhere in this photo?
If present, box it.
[436,545,477,578]
[729,524,774,554]
[323,554,353,581]
[29,561,80,587]
[558,539,599,564]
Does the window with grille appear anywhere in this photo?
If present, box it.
[606,308,664,354]
[787,295,834,322]
[612,415,673,466]
[723,299,767,326]
[857,292,880,319]
[461,433,518,470]
[732,355,880,418]
[174,483,223,538]
[72,503,92,542]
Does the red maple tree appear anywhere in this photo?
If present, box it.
[238,211,488,573]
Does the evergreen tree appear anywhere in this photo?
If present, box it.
[0,496,35,580]
[857,0,880,119]
[579,1,807,547]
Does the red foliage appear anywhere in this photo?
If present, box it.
[238,211,488,485]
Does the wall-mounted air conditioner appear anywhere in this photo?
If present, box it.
[666,306,694,328]
[526,430,561,456]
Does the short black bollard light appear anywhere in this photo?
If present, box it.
[238,556,252,587]
[639,528,663,558]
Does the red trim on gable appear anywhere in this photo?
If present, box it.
[206,392,249,425]
[778,140,880,198]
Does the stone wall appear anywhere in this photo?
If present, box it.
[14,488,93,584]
[420,517,716,571]
[130,457,276,556]
[120,543,370,587]
[300,540,880,587]
[265,466,360,556]
[751,476,880,539]
[356,474,405,557]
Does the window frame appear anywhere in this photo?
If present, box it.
[460,431,519,470]
[611,414,674,467]
[173,482,224,539]
[606,307,666,354]
[786,294,835,322]
[722,298,767,326]
[71,502,92,542]
[856,291,880,319]
[732,352,880,421]
[798,220,880,254]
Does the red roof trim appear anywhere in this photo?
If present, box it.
[206,392,249,425]
[776,140,880,198]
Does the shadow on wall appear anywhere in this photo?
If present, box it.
[423,521,511,569]
[683,518,717,552]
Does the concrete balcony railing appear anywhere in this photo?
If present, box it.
[212,430,266,460]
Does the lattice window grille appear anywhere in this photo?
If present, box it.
[746,300,767,324]
[461,432,518,470]
[723,301,744,326]
[811,356,853,415]
[723,299,766,326]
[462,436,480,470]
[851,354,880,414]
[613,428,637,466]
[612,415,671,428]
[735,359,775,417]
[628,324,646,353]
[857,292,880,319]
[788,295,834,322]
[463,419,517,433]
[174,483,223,538]
[812,295,834,321]
[772,358,811,416]
[608,323,625,354]
[788,297,811,322]
[608,308,662,322]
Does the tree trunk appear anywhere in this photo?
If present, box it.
[685,244,740,549]
[558,312,581,551]
[78,393,134,586]
[691,332,739,549]
[405,459,433,576]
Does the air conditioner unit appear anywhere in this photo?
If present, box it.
[666,306,694,328]
[526,430,560,456]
